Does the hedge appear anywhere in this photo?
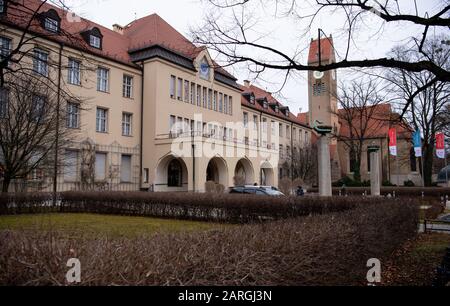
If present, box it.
[0,192,362,223]
[0,199,419,286]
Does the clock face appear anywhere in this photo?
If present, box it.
[199,59,210,80]
[313,71,324,80]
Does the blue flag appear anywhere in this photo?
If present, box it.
[413,130,422,157]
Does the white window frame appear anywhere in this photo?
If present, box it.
[44,17,59,32]
[97,67,109,92]
[66,102,79,129]
[122,112,132,136]
[33,49,48,76]
[170,75,176,98]
[0,36,11,60]
[177,78,183,100]
[123,75,133,98]
[96,107,108,133]
[68,58,81,85]
[90,35,101,49]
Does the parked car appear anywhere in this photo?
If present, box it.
[229,185,285,196]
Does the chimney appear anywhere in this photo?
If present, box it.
[113,24,124,35]
[244,80,250,88]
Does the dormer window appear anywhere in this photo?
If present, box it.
[90,35,101,48]
[275,105,279,113]
[199,57,210,80]
[40,9,61,33]
[82,27,103,50]
[263,101,268,109]
[250,95,255,104]
[44,17,59,32]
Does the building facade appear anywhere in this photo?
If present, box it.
[0,0,312,192]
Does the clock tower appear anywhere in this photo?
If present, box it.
[308,35,342,180]
[307,35,339,135]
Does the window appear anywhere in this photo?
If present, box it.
[262,118,267,133]
[68,59,81,85]
[64,150,78,182]
[0,0,5,14]
[169,115,176,135]
[279,124,284,137]
[271,121,276,136]
[33,49,48,76]
[250,95,255,104]
[32,95,46,122]
[229,97,233,115]
[121,155,132,183]
[177,78,182,100]
[95,153,107,181]
[170,75,176,98]
[184,80,189,103]
[123,75,133,98]
[190,83,195,105]
[243,112,249,128]
[168,159,182,187]
[213,91,217,111]
[96,108,108,133]
[208,89,212,109]
[293,128,297,141]
[286,126,291,139]
[196,85,201,106]
[224,94,228,114]
[122,113,132,136]
[313,82,326,96]
[97,68,109,92]
[0,87,8,118]
[253,115,258,130]
[143,168,149,184]
[0,36,11,61]
[90,35,101,49]
[66,102,79,129]
[202,87,207,108]
[367,150,372,173]
[219,93,223,113]
[44,17,59,32]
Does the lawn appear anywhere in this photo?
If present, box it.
[0,213,226,237]
[382,233,450,286]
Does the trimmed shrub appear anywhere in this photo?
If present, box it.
[0,199,419,286]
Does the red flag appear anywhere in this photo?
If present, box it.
[389,128,397,156]
[436,133,446,159]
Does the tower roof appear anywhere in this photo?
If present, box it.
[308,37,334,64]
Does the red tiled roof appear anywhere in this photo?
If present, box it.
[3,0,236,78]
[338,104,412,139]
[240,84,310,128]
[308,37,334,64]
[297,112,309,126]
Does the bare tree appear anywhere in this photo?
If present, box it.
[193,0,450,117]
[386,35,450,185]
[285,143,318,187]
[334,77,391,182]
[0,0,89,192]
[0,71,81,192]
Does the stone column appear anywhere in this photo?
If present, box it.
[369,145,381,196]
[318,135,332,197]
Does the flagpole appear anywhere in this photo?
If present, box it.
[420,157,425,187]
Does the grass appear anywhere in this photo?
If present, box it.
[383,233,450,286]
[0,213,226,237]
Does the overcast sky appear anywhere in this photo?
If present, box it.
[65,0,445,114]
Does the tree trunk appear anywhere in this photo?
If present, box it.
[2,176,11,193]
[423,142,435,186]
